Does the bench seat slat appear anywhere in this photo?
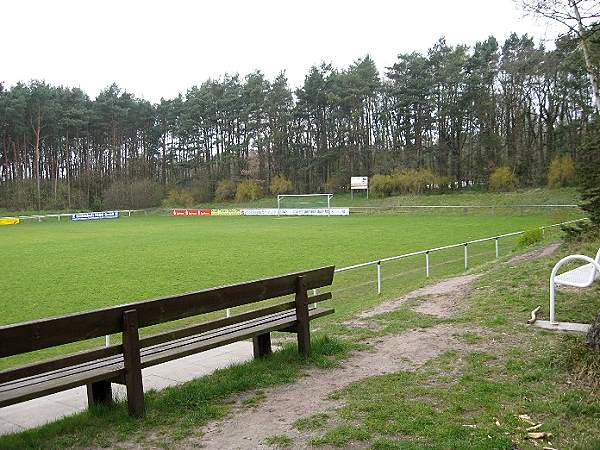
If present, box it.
[555,263,599,287]
[0,307,334,408]
[0,308,299,389]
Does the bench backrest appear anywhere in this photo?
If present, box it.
[0,266,335,359]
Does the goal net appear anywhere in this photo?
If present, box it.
[277,194,333,212]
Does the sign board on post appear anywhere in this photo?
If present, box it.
[71,211,120,221]
[170,209,212,216]
[350,176,369,199]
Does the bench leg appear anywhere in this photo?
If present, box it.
[295,276,311,356]
[86,380,113,406]
[253,333,272,358]
[123,309,145,417]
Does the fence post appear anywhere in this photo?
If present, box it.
[495,238,499,259]
[226,308,231,318]
[425,251,430,277]
[313,288,317,308]
[464,243,468,270]
[377,261,382,295]
[105,335,110,347]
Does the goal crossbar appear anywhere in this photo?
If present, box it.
[277,194,334,215]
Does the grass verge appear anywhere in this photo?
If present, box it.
[0,335,351,450]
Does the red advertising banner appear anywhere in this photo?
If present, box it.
[170,209,212,216]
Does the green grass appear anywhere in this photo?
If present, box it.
[0,209,578,367]
[304,236,600,450]
[0,335,351,450]
[0,189,595,448]
[263,434,294,448]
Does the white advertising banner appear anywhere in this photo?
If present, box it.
[241,208,349,216]
[351,176,368,190]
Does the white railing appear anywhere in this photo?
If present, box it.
[333,218,587,295]
[350,204,579,209]
[1,209,146,222]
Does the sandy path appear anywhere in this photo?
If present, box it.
[189,324,493,450]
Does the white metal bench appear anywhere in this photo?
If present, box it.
[532,248,600,331]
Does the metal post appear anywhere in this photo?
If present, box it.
[541,227,545,237]
[464,244,468,270]
[128,210,131,217]
[105,335,110,347]
[425,251,430,277]
[313,288,317,308]
[495,238,499,259]
[377,261,382,294]
[226,308,231,318]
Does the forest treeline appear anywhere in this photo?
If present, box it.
[0,32,596,210]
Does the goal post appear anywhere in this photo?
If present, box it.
[277,194,334,215]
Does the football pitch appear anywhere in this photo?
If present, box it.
[2,211,573,326]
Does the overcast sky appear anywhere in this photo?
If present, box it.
[1,0,559,102]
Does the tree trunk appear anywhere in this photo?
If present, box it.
[571,0,600,111]
[33,109,42,211]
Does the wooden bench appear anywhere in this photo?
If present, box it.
[0,266,335,417]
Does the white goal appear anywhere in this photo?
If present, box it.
[277,194,334,215]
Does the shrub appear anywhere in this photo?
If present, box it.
[214,179,238,202]
[371,174,395,197]
[489,167,518,192]
[270,175,293,195]
[161,188,194,207]
[103,179,163,209]
[517,228,543,247]
[547,154,576,188]
[235,180,263,203]
[371,169,444,197]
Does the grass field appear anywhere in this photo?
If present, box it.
[1,212,569,323]
[1,188,599,449]
[0,204,582,367]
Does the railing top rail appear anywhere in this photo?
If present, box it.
[350,204,580,209]
[0,209,143,221]
[334,218,587,273]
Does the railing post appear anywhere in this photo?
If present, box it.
[425,251,430,278]
[313,288,317,308]
[377,261,382,295]
[495,238,499,259]
[105,335,110,347]
[226,308,231,318]
[464,243,468,270]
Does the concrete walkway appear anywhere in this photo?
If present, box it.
[0,341,254,435]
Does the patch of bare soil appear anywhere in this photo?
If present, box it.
[184,324,498,450]
[506,241,561,266]
[357,273,483,320]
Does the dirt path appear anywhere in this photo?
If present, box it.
[505,241,561,266]
[356,273,482,320]
[189,324,494,450]
[174,242,561,449]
